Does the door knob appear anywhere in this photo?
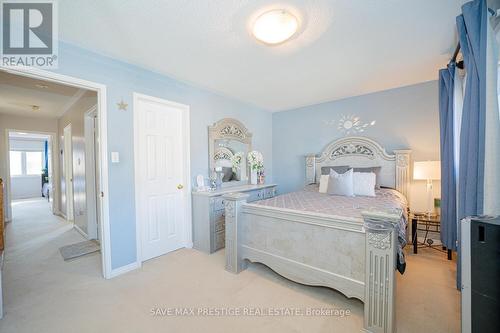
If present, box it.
[177,184,184,190]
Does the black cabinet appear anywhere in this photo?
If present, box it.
[469,216,500,333]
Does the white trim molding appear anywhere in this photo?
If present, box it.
[108,261,141,279]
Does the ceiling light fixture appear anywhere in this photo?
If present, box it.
[35,83,49,89]
[31,105,40,112]
[253,9,299,45]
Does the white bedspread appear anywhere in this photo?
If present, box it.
[255,186,407,220]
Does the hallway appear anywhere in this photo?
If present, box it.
[1,198,101,331]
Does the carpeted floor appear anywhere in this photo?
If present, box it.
[0,198,460,333]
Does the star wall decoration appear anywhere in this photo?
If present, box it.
[117,99,128,111]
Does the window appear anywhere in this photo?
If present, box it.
[26,151,43,175]
[9,151,23,176]
[9,150,44,176]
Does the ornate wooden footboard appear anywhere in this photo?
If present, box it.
[224,193,402,333]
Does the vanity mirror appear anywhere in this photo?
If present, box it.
[209,118,252,187]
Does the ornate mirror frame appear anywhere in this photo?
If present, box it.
[208,118,253,187]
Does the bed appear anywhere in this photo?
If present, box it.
[223,137,411,333]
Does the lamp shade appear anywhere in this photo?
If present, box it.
[413,161,441,180]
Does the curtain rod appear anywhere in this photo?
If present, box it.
[451,44,464,69]
[449,7,497,69]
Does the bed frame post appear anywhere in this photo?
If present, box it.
[305,154,316,184]
[393,149,411,201]
[223,193,249,274]
[362,210,402,333]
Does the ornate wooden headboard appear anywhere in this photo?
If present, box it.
[305,136,412,199]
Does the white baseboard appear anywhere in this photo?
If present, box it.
[73,225,89,239]
[55,211,67,220]
[108,261,141,279]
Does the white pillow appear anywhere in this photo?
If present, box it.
[353,172,376,197]
[327,169,354,197]
[319,175,329,193]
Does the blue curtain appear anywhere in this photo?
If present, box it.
[44,140,48,170]
[457,0,487,220]
[438,63,457,251]
[455,0,488,289]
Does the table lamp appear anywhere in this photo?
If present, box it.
[413,161,441,216]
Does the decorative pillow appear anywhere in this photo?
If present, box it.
[327,168,354,197]
[353,172,376,197]
[318,174,329,193]
[352,166,382,189]
[321,166,350,175]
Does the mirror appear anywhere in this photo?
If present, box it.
[209,118,252,187]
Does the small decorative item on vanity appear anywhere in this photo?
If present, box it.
[196,174,209,192]
[258,169,265,185]
[247,150,263,185]
[214,167,224,189]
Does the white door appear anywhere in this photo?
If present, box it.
[135,94,189,262]
[63,124,74,221]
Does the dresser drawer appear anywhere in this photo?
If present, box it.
[215,230,225,250]
[215,218,225,232]
[248,189,266,202]
[211,196,226,211]
[264,187,276,199]
[211,209,225,222]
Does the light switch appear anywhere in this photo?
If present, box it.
[111,152,120,163]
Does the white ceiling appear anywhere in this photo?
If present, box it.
[59,0,466,111]
[0,71,92,118]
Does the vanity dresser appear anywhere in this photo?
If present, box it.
[192,184,277,253]
[192,117,277,254]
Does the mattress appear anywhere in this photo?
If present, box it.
[255,185,408,221]
[254,185,409,273]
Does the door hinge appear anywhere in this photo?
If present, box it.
[100,191,104,198]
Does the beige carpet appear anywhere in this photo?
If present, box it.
[0,198,460,333]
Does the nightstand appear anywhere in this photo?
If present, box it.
[410,213,452,260]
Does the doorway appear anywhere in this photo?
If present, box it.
[133,93,191,263]
[6,130,55,213]
[0,67,111,278]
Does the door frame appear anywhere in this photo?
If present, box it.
[84,106,99,240]
[0,66,112,279]
[63,124,74,221]
[133,92,192,266]
[4,129,56,212]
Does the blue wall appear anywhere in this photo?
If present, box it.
[52,42,273,269]
[49,42,438,270]
[272,81,440,195]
